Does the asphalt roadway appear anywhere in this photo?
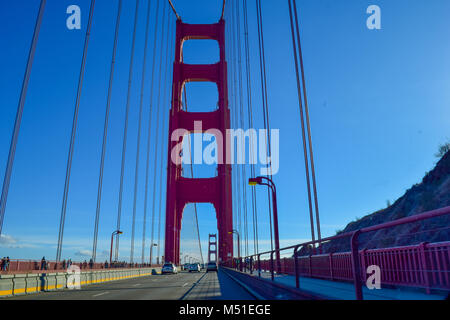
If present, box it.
[5,269,256,300]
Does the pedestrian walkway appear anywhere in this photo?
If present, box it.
[242,270,446,300]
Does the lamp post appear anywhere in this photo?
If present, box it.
[249,177,281,273]
[110,230,123,265]
[149,243,157,267]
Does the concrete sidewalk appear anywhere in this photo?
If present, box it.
[241,270,446,300]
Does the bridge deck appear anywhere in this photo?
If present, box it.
[4,270,255,300]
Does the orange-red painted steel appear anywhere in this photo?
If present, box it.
[164,20,233,265]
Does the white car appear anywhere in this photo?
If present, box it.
[161,263,178,274]
[188,263,201,272]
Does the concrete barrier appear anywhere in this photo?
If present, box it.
[91,271,98,284]
[25,274,39,294]
[44,273,58,291]
[80,272,88,286]
[55,273,66,290]
[12,274,27,295]
[0,267,158,298]
[97,271,104,283]
[0,275,14,297]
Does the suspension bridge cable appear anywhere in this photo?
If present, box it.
[168,0,181,20]
[130,0,152,264]
[235,0,250,258]
[287,0,317,248]
[182,72,205,265]
[242,0,259,256]
[292,0,322,246]
[224,5,236,238]
[220,0,226,20]
[92,0,123,262]
[56,0,96,262]
[183,91,204,264]
[157,16,174,264]
[115,0,140,261]
[0,0,47,237]
[142,0,161,264]
[255,0,274,253]
[150,3,168,265]
[230,0,242,257]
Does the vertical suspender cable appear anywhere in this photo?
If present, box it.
[56,0,96,262]
[230,0,242,257]
[182,39,204,265]
[115,0,140,261]
[157,17,174,264]
[142,0,161,264]
[0,0,47,237]
[242,0,259,256]
[235,0,249,257]
[130,0,152,264]
[292,0,322,246]
[288,0,318,248]
[92,0,122,262]
[256,0,274,253]
[150,3,168,266]
[184,85,204,264]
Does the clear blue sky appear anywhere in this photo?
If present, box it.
[0,0,449,263]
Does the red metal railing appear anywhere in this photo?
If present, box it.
[258,241,450,290]
[0,260,161,275]
[223,206,450,299]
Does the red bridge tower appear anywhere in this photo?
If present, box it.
[164,19,233,265]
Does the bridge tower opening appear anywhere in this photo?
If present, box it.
[164,19,233,265]
[208,234,217,263]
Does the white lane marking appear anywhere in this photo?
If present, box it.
[92,291,109,297]
[132,283,141,287]
[182,282,189,287]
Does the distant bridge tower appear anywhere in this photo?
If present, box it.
[208,234,217,263]
[164,19,233,265]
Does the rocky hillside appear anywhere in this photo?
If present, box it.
[320,151,450,253]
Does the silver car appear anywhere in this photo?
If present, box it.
[188,263,201,272]
[161,263,178,274]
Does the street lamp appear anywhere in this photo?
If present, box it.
[249,176,281,273]
[110,230,123,265]
[229,229,241,270]
[149,243,158,267]
[228,230,240,259]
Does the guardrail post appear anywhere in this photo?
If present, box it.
[270,252,274,281]
[308,254,312,277]
[360,248,367,285]
[351,230,363,300]
[257,254,261,278]
[294,246,300,289]
[419,242,431,294]
[329,253,334,281]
